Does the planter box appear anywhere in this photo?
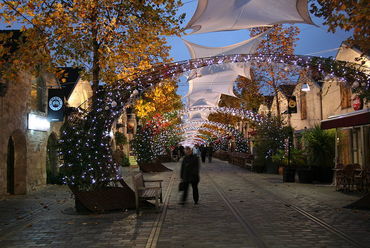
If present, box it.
[298,169,313,183]
[266,163,278,174]
[313,166,333,183]
[69,180,136,213]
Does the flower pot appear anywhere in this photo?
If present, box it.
[283,167,295,182]
[278,166,285,175]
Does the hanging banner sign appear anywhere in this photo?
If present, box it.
[47,89,65,122]
[287,96,297,114]
[352,96,363,111]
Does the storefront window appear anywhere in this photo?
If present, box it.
[337,125,369,168]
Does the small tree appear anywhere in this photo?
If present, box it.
[302,125,335,167]
[253,115,292,167]
[135,79,183,120]
[131,127,155,165]
[250,25,300,121]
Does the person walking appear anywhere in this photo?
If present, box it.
[180,146,200,205]
[200,144,207,163]
[207,143,213,163]
[192,145,200,157]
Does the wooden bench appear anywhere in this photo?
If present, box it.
[132,173,163,213]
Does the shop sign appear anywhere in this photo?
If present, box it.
[352,96,363,111]
[48,89,65,122]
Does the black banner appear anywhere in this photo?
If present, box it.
[47,89,65,122]
[287,96,297,114]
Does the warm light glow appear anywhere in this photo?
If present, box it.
[28,113,50,131]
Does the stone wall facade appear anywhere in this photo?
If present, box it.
[0,71,62,196]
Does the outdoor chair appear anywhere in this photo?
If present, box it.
[334,163,345,191]
[132,173,163,213]
[352,163,364,191]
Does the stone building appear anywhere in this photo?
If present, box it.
[0,30,93,195]
[320,43,370,169]
[279,42,369,168]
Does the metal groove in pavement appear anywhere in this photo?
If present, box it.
[145,172,176,248]
[207,172,268,248]
[235,169,366,248]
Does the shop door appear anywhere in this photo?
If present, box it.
[352,127,362,165]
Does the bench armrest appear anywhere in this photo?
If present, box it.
[144,180,163,187]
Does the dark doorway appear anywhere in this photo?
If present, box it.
[46,134,59,184]
[7,136,15,194]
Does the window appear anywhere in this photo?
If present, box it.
[340,84,351,109]
[300,92,307,120]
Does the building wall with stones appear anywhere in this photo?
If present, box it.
[290,78,322,131]
[0,70,62,196]
[0,70,48,194]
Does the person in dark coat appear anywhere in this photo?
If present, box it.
[179,145,185,158]
[200,144,207,163]
[180,146,200,205]
[207,143,213,163]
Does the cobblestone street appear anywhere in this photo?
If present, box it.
[1,159,370,248]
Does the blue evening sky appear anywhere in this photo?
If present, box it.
[169,0,352,97]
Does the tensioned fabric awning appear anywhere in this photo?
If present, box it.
[185,0,315,35]
[187,91,222,108]
[183,30,268,58]
[321,109,370,130]
[187,109,211,121]
[186,70,238,98]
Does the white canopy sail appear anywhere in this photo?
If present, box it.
[185,0,314,35]
[186,71,238,98]
[183,30,268,58]
[187,91,222,108]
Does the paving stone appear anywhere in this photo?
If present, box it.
[0,160,369,247]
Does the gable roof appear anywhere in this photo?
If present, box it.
[57,67,82,99]
[278,84,296,97]
[262,95,274,109]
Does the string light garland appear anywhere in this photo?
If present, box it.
[59,54,369,189]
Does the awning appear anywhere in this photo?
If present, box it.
[321,109,370,130]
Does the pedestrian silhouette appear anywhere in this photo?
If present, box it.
[207,143,213,163]
[180,146,200,205]
[200,144,207,163]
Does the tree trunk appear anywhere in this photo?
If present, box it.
[273,83,281,122]
[91,29,100,97]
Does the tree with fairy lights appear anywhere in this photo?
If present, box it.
[250,24,300,122]
[132,113,182,165]
[131,126,155,165]
[0,0,185,190]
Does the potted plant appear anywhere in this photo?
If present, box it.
[302,126,335,183]
[272,149,295,182]
[294,151,313,183]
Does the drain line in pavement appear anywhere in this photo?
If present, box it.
[237,172,365,248]
[145,172,175,248]
[207,173,268,248]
